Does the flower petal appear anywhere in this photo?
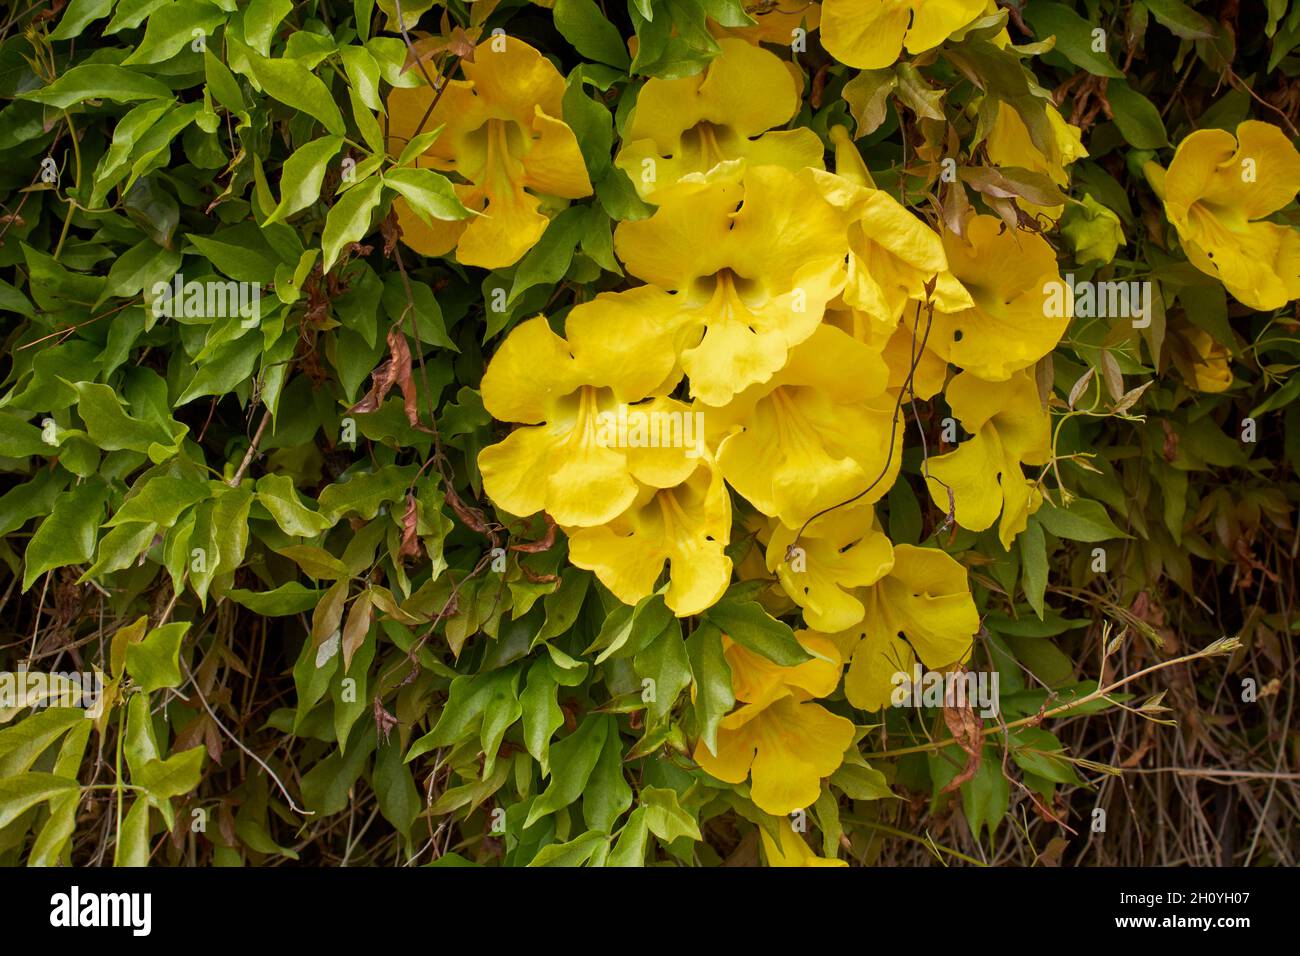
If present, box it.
[480,316,580,424]
[523,107,594,199]
[746,695,855,815]
[929,215,1069,381]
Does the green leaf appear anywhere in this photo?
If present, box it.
[136,745,205,798]
[50,0,115,40]
[107,476,210,527]
[123,0,229,66]
[554,0,631,69]
[962,748,1010,842]
[525,713,608,827]
[317,464,415,522]
[1141,0,1217,39]
[321,176,383,272]
[227,582,323,615]
[527,830,608,867]
[564,68,614,182]
[829,762,893,800]
[1010,727,1083,784]
[640,786,701,843]
[0,773,80,830]
[114,797,152,866]
[1035,497,1131,542]
[97,239,182,306]
[606,806,649,866]
[588,592,672,663]
[23,477,111,590]
[685,621,733,755]
[703,598,810,665]
[125,621,190,692]
[256,473,332,536]
[633,618,690,723]
[245,50,346,136]
[18,65,171,109]
[1106,80,1170,149]
[1019,516,1047,619]
[1022,3,1124,77]
[73,381,185,454]
[0,412,52,459]
[583,716,632,832]
[374,739,420,839]
[243,0,294,56]
[382,167,470,225]
[520,660,565,777]
[507,206,587,306]
[204,48,247,112]
[266,135,344,224]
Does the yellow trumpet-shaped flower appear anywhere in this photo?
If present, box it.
[925,371,1050,550]
[1174,326,1234,393]
[813,129,973,336]
[760,819,848,867]
[615,38,825,201]
[765,502,894,633]
[1160,121,1300,311]
[477,312,687,528]
[706,324,898,529]
[926,215,1071,381]
[610,164,849,406]
[825,303,950,400]
[985,101,1088,222]
[386,36,592,269]
[694,632,856,816]
[821,0,986,69]
[830,544,978,711]
[567,439,732,617]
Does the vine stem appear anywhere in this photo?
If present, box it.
[228,410,271,488]
[858,637,1239,761]
[180,659,313,817]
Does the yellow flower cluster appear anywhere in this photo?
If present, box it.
[385,20,1300,837]
[426,36,1082,819]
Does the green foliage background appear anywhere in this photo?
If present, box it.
[0,0,1297,866]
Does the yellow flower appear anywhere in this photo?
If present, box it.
[985,101,1088,222]
[477,311,685,528]
[925,371,1049,549]
[831,544,978,711]
[710,4,822,46]
[386,36,592,269]
[821,0,986,69]
[812,128,973,335]
[614,38,825,202]
[760,819,848,867]
[735,514,799,618]
[927,215,1071,381]
[825,303,950,400]
[1159,121,1300,311]
[1176,326,1233,393]
[610,164,848,406]
[706,324,898,529]
[695,632,856,815]
[765,502,894,632]
[567,437,732,617]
